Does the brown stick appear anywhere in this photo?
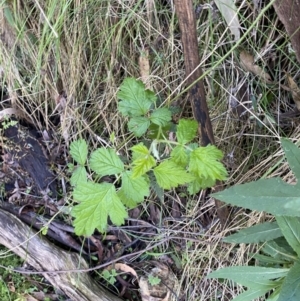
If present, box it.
[174,0,229,225]
[173,0,214,146]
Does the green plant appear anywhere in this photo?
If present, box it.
[101,269,118,285]
[148,275,161,286]
[207,139,300,301]
[69,78,227,236]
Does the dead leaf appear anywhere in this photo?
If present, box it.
[286,73,300,110]
[0,108,17,121]
[240,50,272,83]
[106,263,138,278]
[139,262,178,301]
[139,48,151,89]
[214,0,241,41]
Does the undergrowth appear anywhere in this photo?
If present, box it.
[0,0,300,300]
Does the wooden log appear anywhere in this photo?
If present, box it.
[0,209,123,301]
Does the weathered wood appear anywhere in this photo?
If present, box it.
[0,209,123,301]
[174,0,229,225]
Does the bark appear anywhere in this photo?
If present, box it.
[0,209,123,301]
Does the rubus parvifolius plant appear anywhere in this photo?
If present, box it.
[208,139,300,301]
[69,78,227,236]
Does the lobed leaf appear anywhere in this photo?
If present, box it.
[70,166,87,186]
[128,116,150,137]
[131,144,156,178]
[153,160,194,190]
[176,119,198,144]
[189,145,227,183]
[72,182,127,236]
[117,78,156,117]
[150,108,172,126]
[70,139,88,165]
[224,222,282,244]
[170,145,188,167]
[120,171,149,206]
[89,148,124,176]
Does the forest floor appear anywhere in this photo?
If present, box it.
[0,1,299,300]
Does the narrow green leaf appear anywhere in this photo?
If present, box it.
[262,238,297,261]
[207,266,289,288]
[224,222,282,244]
[72,182,127,235]
[212,178,300,216]
[170,145,188,167]
[120,171,149,206]
[153,160,194,190]
[70,166,87,186]
[117,78,156,117]
[89,148,124,176]
[176,119,198,144]
[231,287,275,301]
[150,108,172,126]
[277,260,300,301]
[189,145,227,183]
[281,138,300,181]
[252,253,288,265]
[276,216,300,257]
[70,139,88,165]
[128,116,150,137]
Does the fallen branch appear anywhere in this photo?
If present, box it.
[0,209,123,301]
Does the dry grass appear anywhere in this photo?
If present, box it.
[1,0,300,300]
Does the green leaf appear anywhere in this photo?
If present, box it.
[231,287,276,301]
[128,116,150,137]
[252,253,288,265]
[131,143,150,159]
[277,260,300,301]
[131,144,156,178]
[147,122,172,139]
[207,266,289,288]
[170,145,188,167]
[176,119,198,144]
[150,108,172,126]
[224,222,282,244]
[72,182,127,235]
[149,171,164,201]
[70,166,87,186]
[89,148,124,176]
[276,216,300,257]
[120,171,149,206]
[211,178,300,216]
[117,78,156,117]
[153,160,194,190]
[117,189,136,208]
[70,139,88,165]
[281,138,300,181]
[262,237,297,261]
[189,145,227,183]
[187,179,203,195]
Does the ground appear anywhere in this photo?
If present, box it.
[0,1,300,300]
